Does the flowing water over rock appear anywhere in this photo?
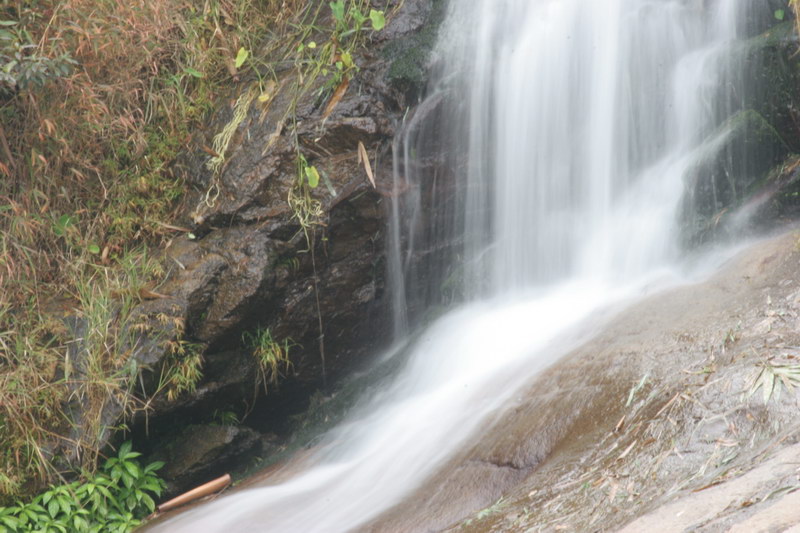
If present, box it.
[148,1,777,531]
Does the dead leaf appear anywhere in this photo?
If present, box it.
[201,145,221,158]
[608,479,619,503]
[617,440,637,461]
[358,141,375,188]
[139,287,169,300]
[322,76,350,121]
[224,57,238,80]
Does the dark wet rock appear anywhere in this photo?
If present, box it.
[117,0,445,490]
[683,109,790,244]
[381,0,447,106]
[682,21,800,246]
[151,424,262,497]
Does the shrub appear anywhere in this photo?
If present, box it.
[0,442,165,533]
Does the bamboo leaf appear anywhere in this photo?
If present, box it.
[183,67,203,78]
[358,141,375,188]
[322,76,349,121]
[763,368,775,404]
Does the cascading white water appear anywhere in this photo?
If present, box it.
[151,1,763,531]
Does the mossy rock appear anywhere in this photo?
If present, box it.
[383,0,446,99]
[682,109,790,245]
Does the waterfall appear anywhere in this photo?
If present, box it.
[150,1,769,531]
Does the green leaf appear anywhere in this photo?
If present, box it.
[140,493,155,513]
[123,461,140,478]
[0,21,18,26]
[304,165,320,188]
[56,496,71,514]
[118,442,132,459]
[47,499,59,519]
[73,515,88,532]
[341,52,353,69]
[87,244,100,255]
[775,9,786,21]
[144,461,165,473]
[234,47,249,69]
[53,214,76,237]
[369,9,386,31]
[349,7,367,25]
[183,67,203,78]
[329,0,345,23]
[0,513,20,530]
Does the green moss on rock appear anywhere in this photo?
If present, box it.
[383,0,446,96]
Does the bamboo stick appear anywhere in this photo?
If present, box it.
[156,473,232,513]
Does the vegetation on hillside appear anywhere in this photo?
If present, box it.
[0,0,388,502]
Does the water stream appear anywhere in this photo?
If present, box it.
[151,1,767,531]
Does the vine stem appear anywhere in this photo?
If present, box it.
[310,226,326,388]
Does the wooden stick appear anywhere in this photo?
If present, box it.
[156,474,232,513]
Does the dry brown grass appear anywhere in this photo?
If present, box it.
[0,0,314,500]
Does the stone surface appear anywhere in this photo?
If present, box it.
[398,229,800,532]
[151,424,263,497]
[124,0,444,489]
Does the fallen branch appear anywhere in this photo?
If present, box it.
[156,473,232,513]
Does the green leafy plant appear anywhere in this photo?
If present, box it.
[0,19,76,92]
[212,409,240,426]
[329,1,385,35]
[0,442,164,532]
[288,154,325,251]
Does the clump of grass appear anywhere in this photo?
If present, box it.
[243,328,294,393]
[161,339,205,402]
[0,247,168,501]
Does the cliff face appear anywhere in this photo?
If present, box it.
[103,0,447,494]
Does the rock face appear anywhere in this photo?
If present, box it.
[149,424,263,497]
[115,0,444,493]
[682,20,800,245]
